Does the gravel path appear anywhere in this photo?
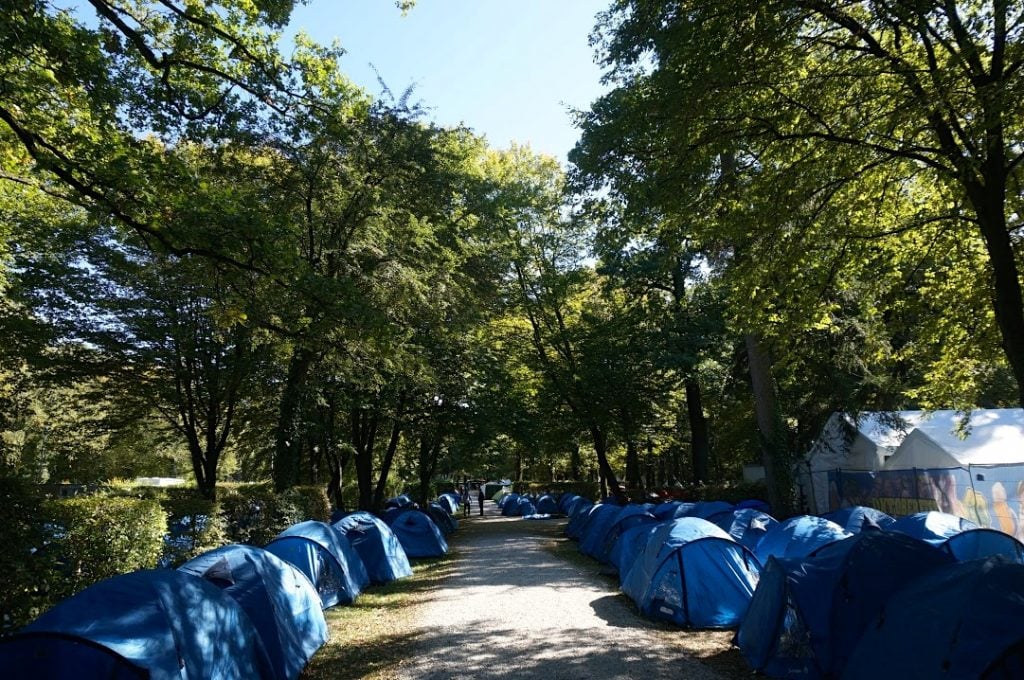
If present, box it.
[395,503,745,680]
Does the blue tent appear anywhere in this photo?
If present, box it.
[681,500,734,519]
[265,520,369,608]
[333,511,413,584]
[499,493,520,515]
[735,499,771,514]
[179,545,327,680]
[386,509,448,558]
[823,505,896,533]
[621,517,761,628]
[426,502,458,535]
[942,527,1024,563]
[844,556,1024,679]
[611,521,664,577]
[437,493,460,515]
[887,510,978,546]
[755,515,851,564]
[514,496,537,517]
[578,503,624,559]
[382,504,417,525]
[0,569,273,679]
[595,505,657,566]
[535,494,558,514]
[737,531,954,678]
[651,501,686,520]
[565,500,596,538]
[385,494,414,509]
[558,493,579,513]
[708,508,778,551]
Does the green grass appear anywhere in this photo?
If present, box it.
[300,552,459,680]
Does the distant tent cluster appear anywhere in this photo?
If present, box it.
[562,491,1024,678]
[496,491,559,518]
[0,491,460,678]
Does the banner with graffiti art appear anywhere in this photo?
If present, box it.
[828,464,1024,540]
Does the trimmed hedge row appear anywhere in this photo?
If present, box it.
[0,481,331,633]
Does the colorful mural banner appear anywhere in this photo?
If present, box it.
[828,464,1024,541]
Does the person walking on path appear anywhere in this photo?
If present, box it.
[463,486,471,517]
[477,487,485,516]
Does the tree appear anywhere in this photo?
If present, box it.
[585,0,1024,402]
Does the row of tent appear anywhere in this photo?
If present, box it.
[495,492,560,517]
[0,494,460,679]
[560,493,1024,678]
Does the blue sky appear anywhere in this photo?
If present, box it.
[284,0,610,163]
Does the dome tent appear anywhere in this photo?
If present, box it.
[179,544,327,680]
[822,505,895,533]
[535,494,559,514]
[0,569,273,679]
[736,531,954,679]
[755,515,851,564]
[426,502,458,535]
[941,527,1024,563]
[679,500,734,519]
[621,517,761,628]
[437,493,460,515]
[577,503,623,558]
[386,509,448,558]
[265,520,369,608]
[333,511,413,584]
[611,521,664,578]
[385,493,414,509]
[651,501,686,520]
[565,500,597,538]
[707,508,778,551]
[558,493,579,513]
[844,556,1024,680]
[887,510,977,546]
[594,505,657,566]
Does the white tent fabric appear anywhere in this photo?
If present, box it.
[884,409,1024,470]
[801,412,920,512]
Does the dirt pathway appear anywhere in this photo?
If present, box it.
[394,503,746,680]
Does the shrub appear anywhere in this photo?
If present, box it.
[283,485,331,523]
[160,488,226,567]
[0,475,49,632]
[220,483,302,546]
[43,495,166,602]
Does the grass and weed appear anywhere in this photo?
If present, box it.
[301,552,458,680]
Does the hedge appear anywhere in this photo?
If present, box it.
[160,488,226,567]
[283,485,331,523]
[0,476,49,632]
[220,484,303,546]
[43,495,166,603]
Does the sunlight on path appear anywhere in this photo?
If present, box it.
[395,503,731,680]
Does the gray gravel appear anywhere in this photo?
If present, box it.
[395,503,741,680]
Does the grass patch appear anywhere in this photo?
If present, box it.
[301,552,459,680]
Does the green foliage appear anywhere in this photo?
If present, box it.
[220,483,302,545]
[160,488,226,567]
[0,474,49,631]
[282,485,331,522]
[43,495,165,602]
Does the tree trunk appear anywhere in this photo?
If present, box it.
[745,332,793,515]
[569,441,582,479]
[685,378,711,483]
[591,425,621,499]
[417,430,442,506]
[351,408,379,511]
[273,348,315,491]
[373,394,406,512]
[967,177,1024,405]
